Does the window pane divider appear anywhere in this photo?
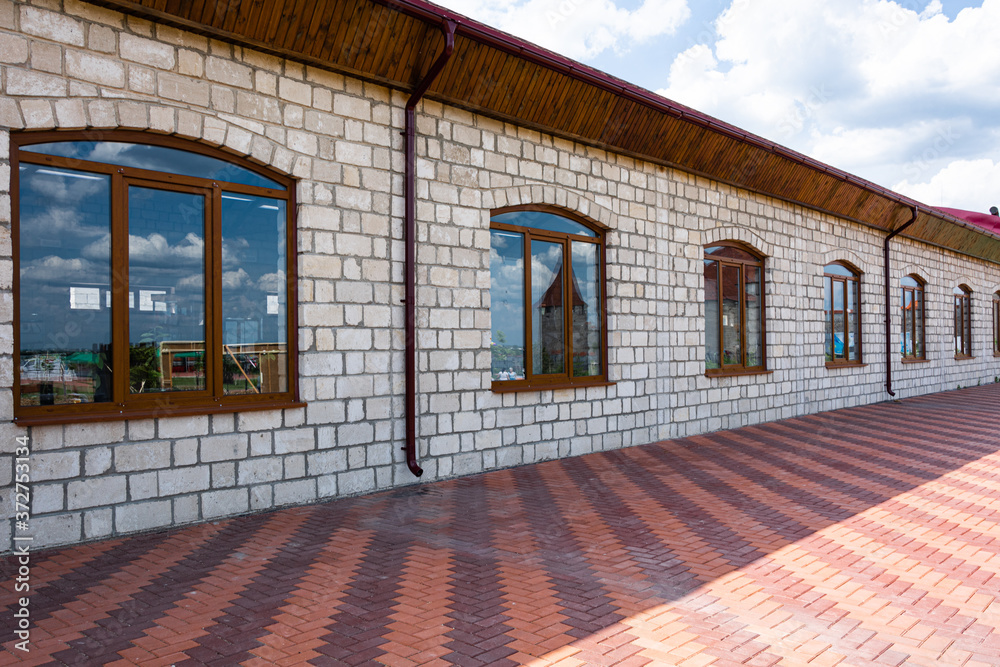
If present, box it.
[111,172,128,406]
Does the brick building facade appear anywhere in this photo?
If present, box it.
[2,0,999,552]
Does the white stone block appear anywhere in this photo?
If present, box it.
[274,479,316,506]
[120,33,175,69]
[67,475,126,509]
[274,428,316,454]
[338,468,375,495]
[115,500,172,534]
[31,513,81,550]
[238,457,283,485]
[200,433,249,462]
[31,451,80,482]
[201,488,248,519]
[6,69,67,96]
[159,416,209,439]
[115,441,170,472]
[158,466,210,495]
[21,7,85,47]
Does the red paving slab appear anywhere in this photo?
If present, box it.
[5,384,1000,665]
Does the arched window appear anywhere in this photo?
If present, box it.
[900,275,925,360]
[704,243,765,373]
[824,262,862,365]
[13,132,296,422]
[993,292,1000,356]
[954,285,973,358]
[489,207,606,389]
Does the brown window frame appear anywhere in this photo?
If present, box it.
[489,205,610,393]
[993,292,1000,357]
[824,262,863,367]
[900,274,925,361]
[954,285,973,359]
[704,242,767,376]
[12,131,301,424]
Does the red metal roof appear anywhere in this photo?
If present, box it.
[937,208,1000,235]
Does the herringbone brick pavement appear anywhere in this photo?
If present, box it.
[4,384,1000,665]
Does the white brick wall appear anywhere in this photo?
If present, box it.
[2,0,1000,552]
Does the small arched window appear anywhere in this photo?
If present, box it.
[704,243,765,373]
[13,132,297,422]
[489,207,607,389]
[823,262,862,365]
[900,275,925,360]
[954,285,973,358]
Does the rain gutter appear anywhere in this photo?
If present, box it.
[403,19,455,477]
[884,206,918,397]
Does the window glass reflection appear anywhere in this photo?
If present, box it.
[221,194,288,394]
[490,231,525,380]
[833,278,845,360]
[902,289,913,356]
[571,241,601,377]
[745,266,762,367]
[824,276,833,361]
[825,263,854,277]
[23,141,281,189]
[531,240,565,375]
[901,276,924,359]
[847,279,858,359]
[721,264,742,366]
[994,292,1000,355]
[706,245,756,261]
[492,211,597,237]
[914,290,924,357]
[128,186,206,393]
[704,261,720,369]
[824,264,861,364]
[18,164,112,405]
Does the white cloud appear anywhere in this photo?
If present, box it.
[222,268,251,290]
[256,270,286,293]
[128,232,204,267]
[894,158,1000,213]
[20,255,100,286]
[177,273,204,291]
[23,167,108,204]
[437,0,690,60]
[22,207,108,243]
[659,0,1000,207]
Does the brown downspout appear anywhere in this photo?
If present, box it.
[884,205,918,397]
[404,20,456,476]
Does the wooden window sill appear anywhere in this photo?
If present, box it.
[900,357,929,364]
[825,361,867,369]
[705,368,772,378]
[491,379,615,393]
[13,399,306,426]
[954,354,974,361]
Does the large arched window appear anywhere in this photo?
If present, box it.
[900,275,925,360]
[489,207,606,389]
[704,243,765,373]
[954,285,972,358]
[824,262,862,365]
[13,132,297,422]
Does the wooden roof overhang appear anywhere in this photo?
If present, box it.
[83,0,1000,264]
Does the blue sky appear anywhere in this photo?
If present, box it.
[434,0,1000,213]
